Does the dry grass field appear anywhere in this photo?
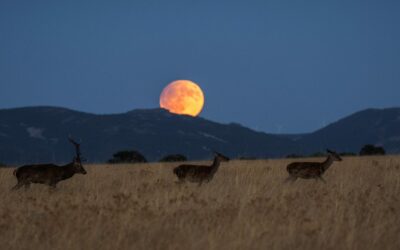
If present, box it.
[1,156,400,250]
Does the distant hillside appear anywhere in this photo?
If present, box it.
[0,106,399,164]
[293,108,400,155]
[0,107,296,164]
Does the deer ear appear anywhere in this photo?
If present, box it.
[214,150,222,154]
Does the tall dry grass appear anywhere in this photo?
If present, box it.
[0,156,400,250]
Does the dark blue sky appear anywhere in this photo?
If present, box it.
[1,0,399,133]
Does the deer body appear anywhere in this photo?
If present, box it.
[286,150,342,183]
[173,153,229,185]
[12,138,86,190]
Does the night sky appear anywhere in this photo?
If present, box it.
[1,0,399,133]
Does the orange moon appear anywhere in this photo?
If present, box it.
[159,80,205,117]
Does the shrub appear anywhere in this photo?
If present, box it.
[339,152,357,157]
[309,152,325,157]
[286,154,304,159]
[159,154,187,162]
[359,144,386,156]
[108,150,147,164]
[237,156,258,160]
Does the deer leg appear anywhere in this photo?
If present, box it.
[175,178,185,185]
[318,176,327,184]
[11,182,24,191]
[48,182,57,189]
[284,176,297,184]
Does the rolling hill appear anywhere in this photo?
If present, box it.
[294,108,400,155]
[0,107,296,164]
[0,106,399,164]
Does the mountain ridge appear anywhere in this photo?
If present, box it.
[0,106,296,164]
[0,106,399,164]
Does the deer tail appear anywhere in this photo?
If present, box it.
[13,168,17,177]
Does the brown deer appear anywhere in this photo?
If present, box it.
[12,137,87,190]
[173,152,229,185]
[285,149,342,183]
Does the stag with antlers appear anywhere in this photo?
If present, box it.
[12,137,87,190]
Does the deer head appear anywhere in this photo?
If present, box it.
[326,149,342,161]
[214,151,230,162]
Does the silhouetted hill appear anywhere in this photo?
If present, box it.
[0,106,399,164]
[0,106,296,164]
[293,108,400,154]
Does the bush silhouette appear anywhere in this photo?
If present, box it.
[237,156,258,160]
[159,154,187,162]
[309,152,325,157]
[359,144,386,156]
[108,150,147,164]
[339,152,357,157]
[286,154,304,159]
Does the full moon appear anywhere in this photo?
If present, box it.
[159,80,205,117]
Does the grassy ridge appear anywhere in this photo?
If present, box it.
[0,156,399,250]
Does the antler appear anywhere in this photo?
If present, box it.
[68,136,82,161]
[211,149,220,155]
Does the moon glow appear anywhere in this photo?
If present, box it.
[159,80,205,117]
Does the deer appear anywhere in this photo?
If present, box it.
[173,152,230,185]
[285,149,342,183]
[12,137,87,190]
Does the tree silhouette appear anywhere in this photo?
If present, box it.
[159,154,187,162]
[359,144,386,156]
[108,150,147,164]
